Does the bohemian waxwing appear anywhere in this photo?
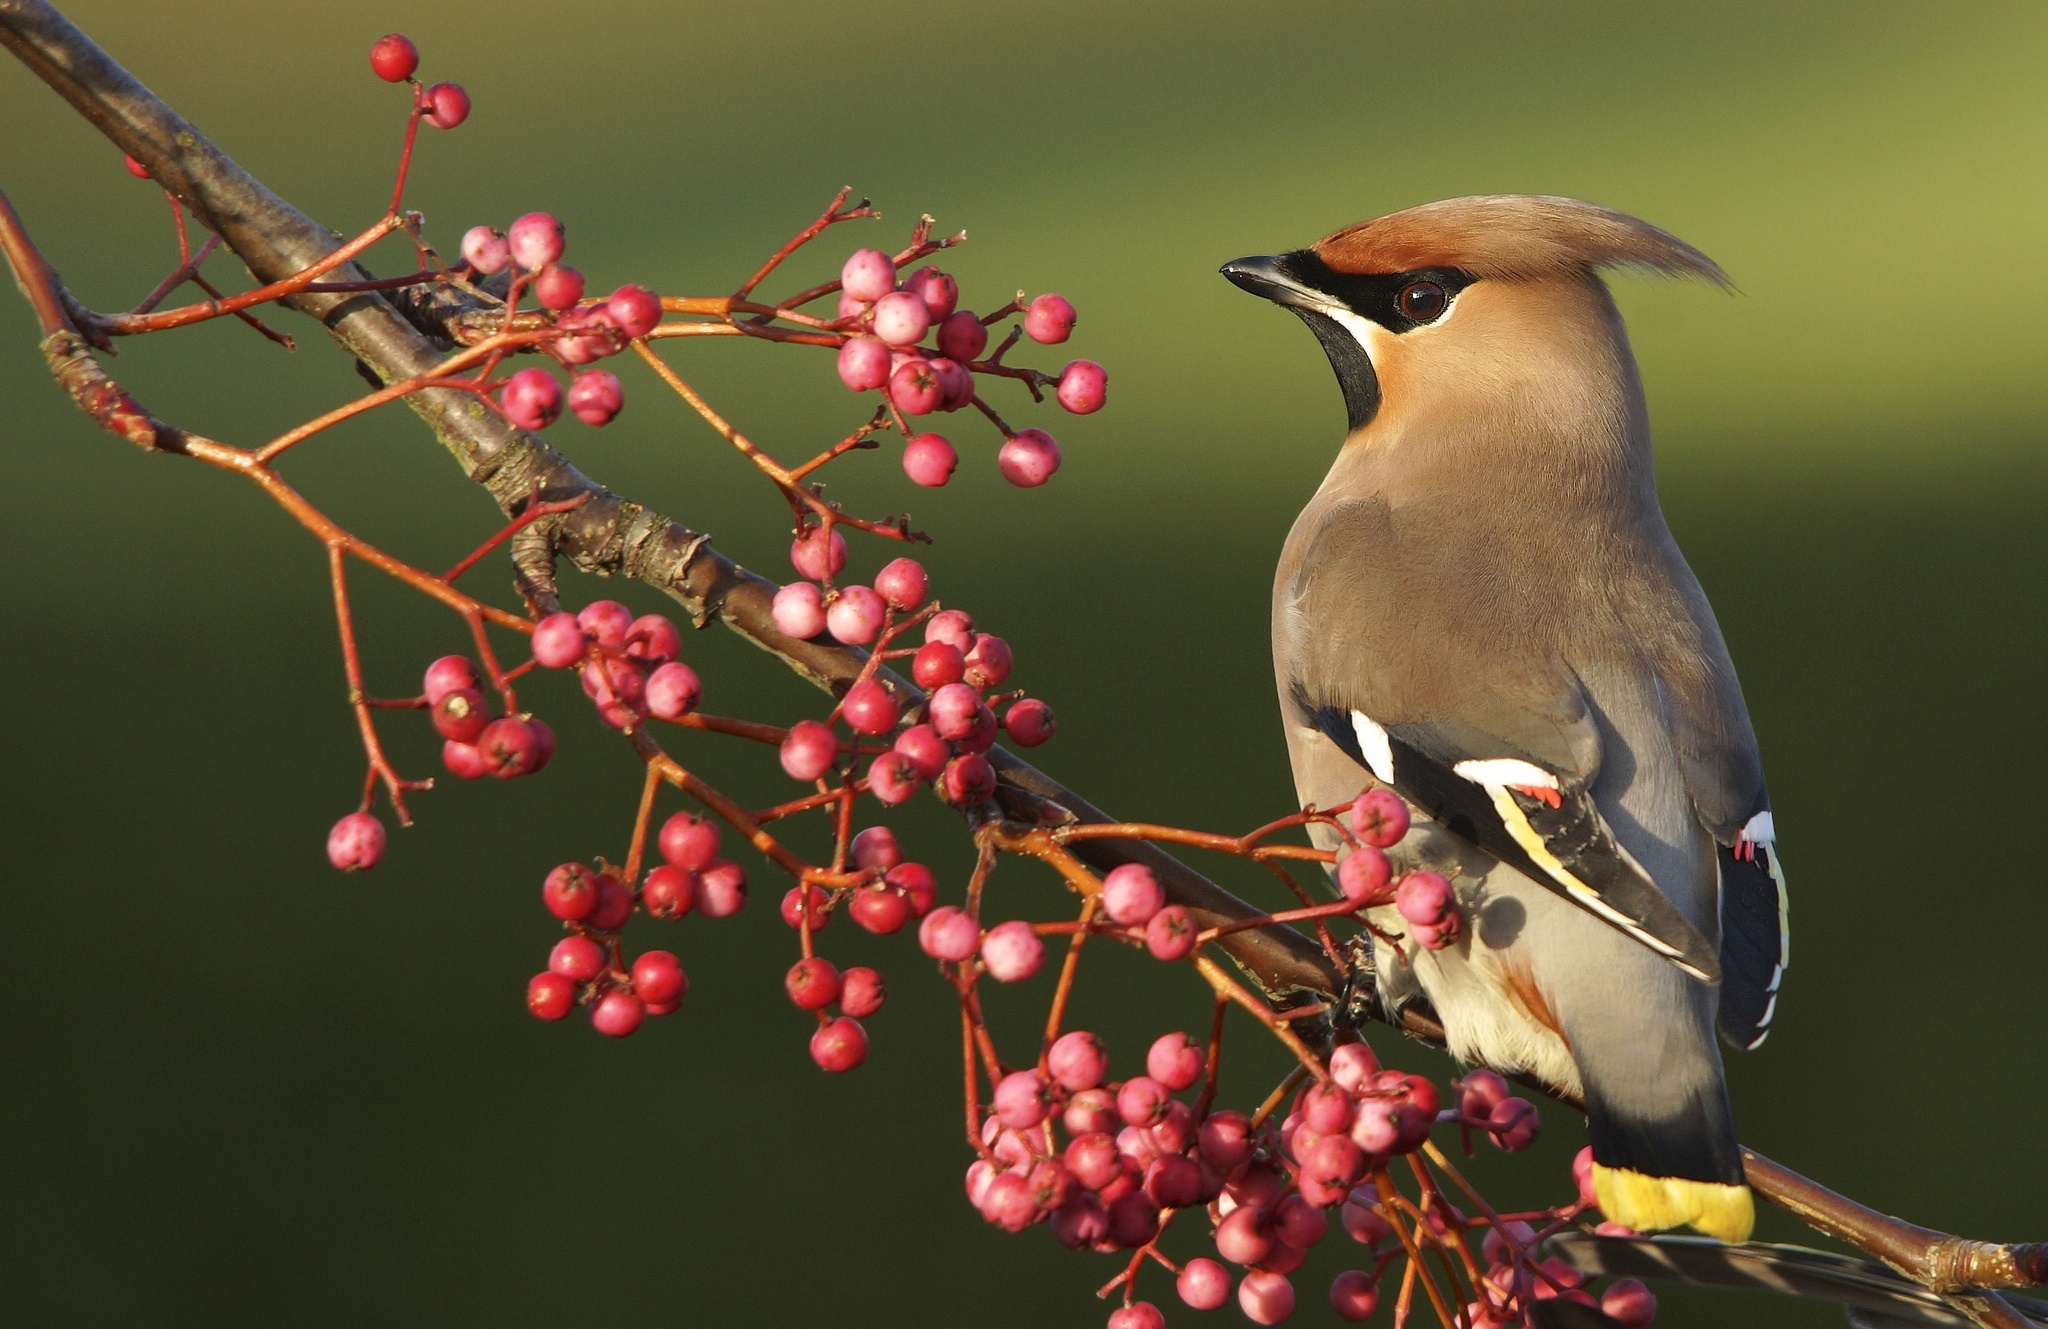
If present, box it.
[1223,196,1789,1244]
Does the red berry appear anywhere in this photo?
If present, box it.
[122,153,151,179]
[631,950,686,1005]
[697,859,748,917]
[422,654,477,704]
[848,883,912,934]
[780,884,832,933]
[1329,1271,1379,1322]
[993,1069,1052,1129]
[369,33,419,82]
[912,642,966,690]
[499,366,561,431]
[422,82,470,129]
[1340,1197,1393,1248]
[1300,1081,1358,1135]
[1601,1278,1657,1328]
[507,211,565,272]
[866,751,919,805]
[836,335,892,391]
[1487,1097,1541,1152]
[640,864,697,920]
[839,965,886,1016]
[1107,1304,1165,1329]
[963,634,1013,688]
[577,600,633,649]
[326,811,386,871]
[478,716,545,777]
[1063,1090,1119,1139]
[918,905,980,961]
[840,249,895,303]
[1198,1111,1254,1169]
[903,432,958,486]
[886,861,937,917]
[550,935,604,982]
[1395,871,1456,928]
[841,679,900,737]
[623,614,679,664]
[940,753,996,806]
[1349,789,1410,848]
[928,682,982,740]
[567,369,623,425]
[850,826,901,874]
[607,284,661,338]
[772,582,827,639]
[442,739,488,779]
[590,989,644,1037]
[893,724,949,781]
[826,585,887,646]
[527,971,575,1020]
[900,266,958,321]
[659,812,720,870]
[646,662,701,719]
[871,290,930,346]
[460,225,509,274]
[980,920,1045,982]
[1458,1069,1511,1120]
[810,1015,868,1072]
[790,525,848,581]
[888,359,942,415]
[1057,359,1108,414]
[926,609,974,650]
[1025,293,1077,344]
[528,717,556,774]
[430,687,490,743]
[534,262,584,311]
[930,357,974,411]
[1179,1258,1232,1311]
[874,557,928,611]
[588,873,634,931]
[1101,863,1165,926]
[780,719,839,782]
[1046,1031,1107,1092]
[1003,698,1056,747]
[1146,1032,1204,1091]
[530,612,587,669]
[1216,1205,1275,1266]
[1145,905,1198,961]
[1238,1270,1295,1326]
[1336,845,1392,905]
[1574,1145,1600,1208]
[998,428,1061,487]
[937,310,989,362]
[543,863,602,921]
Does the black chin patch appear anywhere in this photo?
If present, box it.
[1292,308,1381,432]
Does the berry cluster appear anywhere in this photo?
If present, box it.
[528,600,699,731]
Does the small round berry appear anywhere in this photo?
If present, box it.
[530,612,587,669]
[790,525,848,582]
[1062,1089,1118,1139]
[1107,1304,1165,1329]
[607,284,661,338]
[422,82,470,129]
[640,864,697,920]
[772,582,828,639]
[527,971,575,1020]
[1024,293,1077,344]
[780,885,832,933]
[1101,863,1165,926]
[1179,1258,1232,1311]
[326,811,386,871]
[930,357,974,411]
[627,614,683,664]
[1045,1030,1107,1092]
[865,751,920,806]
[903,433,958,487]
[780,719,839,782]
[499,366,562,431]
[1329,1271,1379,1322]
[918,905,981,962]
[928,682,982,740]
[1003,698,1056,747]
[1216,1205,1275,1266]
[632,950,686,1005]
[888,359,942,415]
[1329,1043,1381,1094]
[840,248,896,303]
[836,335,893,391]
[912,642,966,690]
[1336,845,1392,905]
[925,608,975,650]
[1301,1081,1358,1136]
[886,861,938,916]
[837,291,868,321]
[460,225,510,275]
[963,634,1013,688]
[839,679,899,738]
[697,859,748,917]
[442,740,488,779]
[543,862,602,921]
[1116,1076,1170,1128]
[506,211,566,272]
[839,965,886,1017]
[1057,359,1107,414]
[122,153,151,179]
[980,920,1045,982]
[1146,1032,1204,1092]
[422,654,477,704]
[534,262,584,311]
[937,309,989,362]
[1487,1097,1541,1152]
[645,662,701,720]
[1340,1197,1393,1248]
[1349,789,1410,848]
[871,290,931,347]
[810,1015,868,1072]
[940,753,996,806]
[1601,1279,1657,1328]
[826,585,887,646]
[590,989,644,1037]
[431,687,489,743]
[893,724,950,781]
[576,600,633,649]
[1145,905,1198,961]
[874,557,928,611]
[658,811,720,870]
[588,873,634,930]
[900,266,958,320]
[1198,1111,1254,1169]
[994,1069,1052,1129]
[567,369,623,425]
[1238,1270,1295,1326]
[848,882,912,934]
[785,956,842,1010]
[998,428,1061,487]
[369,33,419,82]
[1457,1068,1511,1120]
[849,825,902,872]
[549,935,604,982]
[1395,871,1456,928]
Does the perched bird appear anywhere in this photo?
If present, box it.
[1223,196,1789,1243]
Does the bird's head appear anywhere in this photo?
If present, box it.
[1222,195,1728,446]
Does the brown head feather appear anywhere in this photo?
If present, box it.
[1313,195,1730,288]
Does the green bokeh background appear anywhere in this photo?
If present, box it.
[2,2,2043,1324]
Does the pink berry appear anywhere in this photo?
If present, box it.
[441,740,488,780]
[1329,1043,1381,1094]
[940,753,996,806]
[590,989,643,1037]
[1145,905,1198,961]
[1336,846,1392,905]
[654,812,718,871]
[1024,293,1077,344]
[839,966,886,1017]
[507,211,565,271]
[645,662,701,719]
[530,613,587,668]
[431,687,489,743]
[893,723,950,780]
[826,585,887,646]
[998,428,1061,487]
[588,873,634,930]
[1340,1197,1393,1248]
[810,1016,868,1072]
[836,335,892,391]
[837,291,868,322]
[1458,1069,1511,1120]
[900,266,958,320]
[925,609,974,649]
[785,956,842,1010]
[1275,1195,1329,1250]
[422,654,476,704]
[840,248,896,303]
[780,719,838,781]
[888,359,942,415]
[1216,1205,1275,1266]
[790,525,848,582]
[1482,1219,1536,1268]
[1004,698,1056,747]
[887,861,937,916]
[641,864,696,920]
[577,600,633,649]
[1146,1032,1204,1091]
[326,811,386,871]
[1395,871,1456,928]
[1057,359,1107,414]
[1108,1305,1165,1329]
[1487,1097,1541,1151]
[994,1069,1052,1129]
[1198,1111,1254,1169]
[1300,1134,1368,1207]
[874,557,928,611]
[550,935,604,982]
[369,33,419,82]
[912,643,965,691]
[567,369,623,425]
[958,637,1009,692]
[607,284,661,338]
[1602,1279,1657,1329]
[937,309,989,362]
[499,366,561,431]
[866,751,920,806]
[871,290,931,346]
[841,679,899,736]
[928,685,983,741]
[122,153,151,179]
[422,81,470,129]
[848,881,912,934]
[1040,1031,1103,1092]
[1349,789,1410,848]
[780,886,831,933]
[1238,1270,1295,1326]
[478,717,545,777]
[697,859,748,917]
[1301,1081,1358,1136]
[847,826,901,873]
[632,950,685,1005]
[543,862,602,921]
[1329,1271,1379,1322]
[534,262,584,311]
[981,920,1045,982]
[1574,1145,1601,1208]
[1177,1258,1232,1311]
[1063,1090,1119,1138]
[918,905,981,962]
[527,971,575,1020]
[460,225,510,275]
[930,356,974,411]
[1116,1076,1170,1128]
[1101,863,1165,926]
[772,582,827,639]
[902,432,958,486]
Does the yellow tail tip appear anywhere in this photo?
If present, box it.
[1591,1163,1754,1243]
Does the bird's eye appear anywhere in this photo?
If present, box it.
[1397,280,1448,323]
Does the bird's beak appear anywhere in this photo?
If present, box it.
[1220,253,1322,309]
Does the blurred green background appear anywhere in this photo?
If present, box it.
[2,1,2043,1324]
